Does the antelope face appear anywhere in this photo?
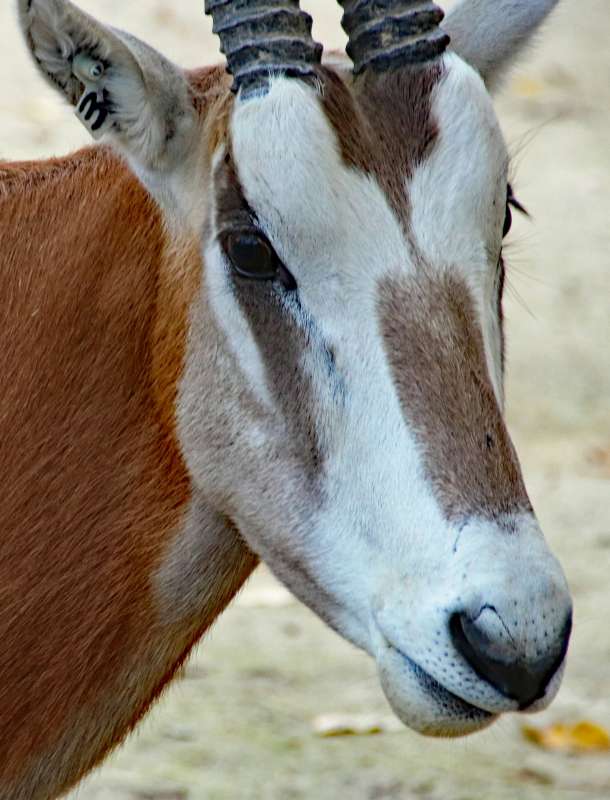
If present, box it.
[20,0,571,739]
[180,2,572,738]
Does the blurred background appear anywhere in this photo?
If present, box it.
[1,1,608,798]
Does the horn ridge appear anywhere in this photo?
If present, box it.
[339,0,449,75]
[205,0,323,96]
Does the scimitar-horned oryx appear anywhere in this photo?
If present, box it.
[1,1,572,798]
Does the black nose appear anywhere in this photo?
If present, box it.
[449,609,572,709]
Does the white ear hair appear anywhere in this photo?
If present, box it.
[444,0,560,90]
[18,0,196,171]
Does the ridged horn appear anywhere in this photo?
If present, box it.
[338,0,450,75]
[205,0,323,97]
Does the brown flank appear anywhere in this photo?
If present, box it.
[0,141,256,799]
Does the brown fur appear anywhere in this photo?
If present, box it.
[191,66,234,161]
[379,271,531,521]
[0,145,256,799]
[321,64,443,229]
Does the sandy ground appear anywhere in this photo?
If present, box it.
[1,1,609,798]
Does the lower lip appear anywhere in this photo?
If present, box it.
[392,645,494,721]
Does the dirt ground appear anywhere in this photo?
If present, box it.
[1,1,609,798]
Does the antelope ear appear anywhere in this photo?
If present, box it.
[444,0,560,90]
[18,0,196,170]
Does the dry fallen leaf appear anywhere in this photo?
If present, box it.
[522,721,610,753]
[586,444,610,477]
[312,713,402,737]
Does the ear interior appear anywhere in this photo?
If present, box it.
[18,0,196,168]
[19,0,140,108]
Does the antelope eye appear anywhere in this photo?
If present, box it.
[222,230,279,280]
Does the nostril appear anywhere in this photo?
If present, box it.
[449,610,572,709]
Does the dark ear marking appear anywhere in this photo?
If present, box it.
[77,91,110,132]
[72,53,113,139]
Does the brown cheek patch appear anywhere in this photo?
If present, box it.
[320,64,443,230]
[379,272,531,521]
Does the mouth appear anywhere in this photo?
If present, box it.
[396,644,493,719]
[376,640,497,737]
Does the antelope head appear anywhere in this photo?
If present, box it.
[20,0,572,736]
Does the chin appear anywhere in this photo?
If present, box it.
[376,643,498,738]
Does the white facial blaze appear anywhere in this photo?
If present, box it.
[221,77,449,647]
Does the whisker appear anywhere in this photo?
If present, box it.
[506,118,556,178]
[503,235,554,289]
[505,282,536,319]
